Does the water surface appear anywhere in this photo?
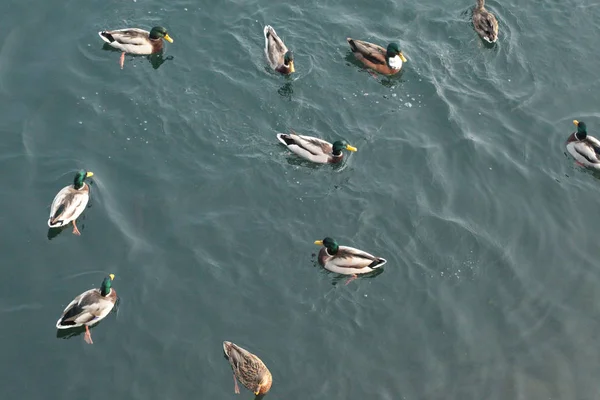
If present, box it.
[1,0,600,399]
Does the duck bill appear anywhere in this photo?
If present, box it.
[573,120,579,126]
[346,145,357,152]
[314,240,324,246]
[289,61,295,73]
[109,274,115,280]
[86,172,94,178]
[164,34,174,43]
[398,52,407,63]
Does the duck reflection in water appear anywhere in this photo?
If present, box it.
[278,82,294,100]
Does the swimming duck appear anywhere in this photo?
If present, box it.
[223,341,273,396]
[276,131,357,164]
[314,237,387,285]
[566,120,600,169]
[473,0,498,43]
[264,25,295,74]
[98,26,173,69]
[48,170,93,236]
[56,274,117,344]
[347,38,407,75]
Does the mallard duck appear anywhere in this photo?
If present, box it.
[566,120,600,169]
[98,26,173,69]
[56,274,117,344]
[347,38,407,75]
[276,131,357,164]
[264,25,295,75]
[223,341,273,396]
[314,237,387,285]
[48,170,93,236]
[473,0,498,43]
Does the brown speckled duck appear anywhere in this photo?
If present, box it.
[347,38,407,75]
[314,237,387,285]
[566,120,600,169]
[473,0,498,43]
[264,25,295,75]
[223,341,272,396]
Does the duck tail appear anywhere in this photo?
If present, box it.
[369,258,387,269]
[263,25,273,53]
[48,204,65,226]
[223,341,231,355]
[263,25,274,39]
[56,316,70,329]
[48,216,64,227]
[276,133,295,146]
[347,38,357,51]
[98,31,114,43]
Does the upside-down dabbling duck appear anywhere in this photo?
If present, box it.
[473,0,499,43]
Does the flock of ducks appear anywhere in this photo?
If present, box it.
[44,0,599,397]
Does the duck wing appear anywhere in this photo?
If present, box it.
[586,136,600,157]
[48,185,89,227]
[332,246,387,269]
[276,132,332,163]
[573,140,600,164]
[473,10,498,38]
[56,289,108,328]
[98,28,154,54]
[99,29,150,45]
[347,38,386,65]
[264,25,288,69]
[281,132,332,154]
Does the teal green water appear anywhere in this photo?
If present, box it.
[2,0,600,398]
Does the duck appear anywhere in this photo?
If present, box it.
[347,38,407,75]
[473,0,499,43]
[276,131,357,164]
[223,341,273,396]
[98,26,173,69]
[56,274,117,344]
[566,120,600,169]
[48,170,94,236]
[263,25,295,75]
[314,237,387,285]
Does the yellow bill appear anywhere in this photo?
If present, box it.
[399,52,407,63]
[573,120,579,126]
[289,61,295,73]
[346,145,358,152]
[164,34,174,43]
[109,274,115,280]
[314,240,324,246]
[254,391,260,396]
[86,172,94,178]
